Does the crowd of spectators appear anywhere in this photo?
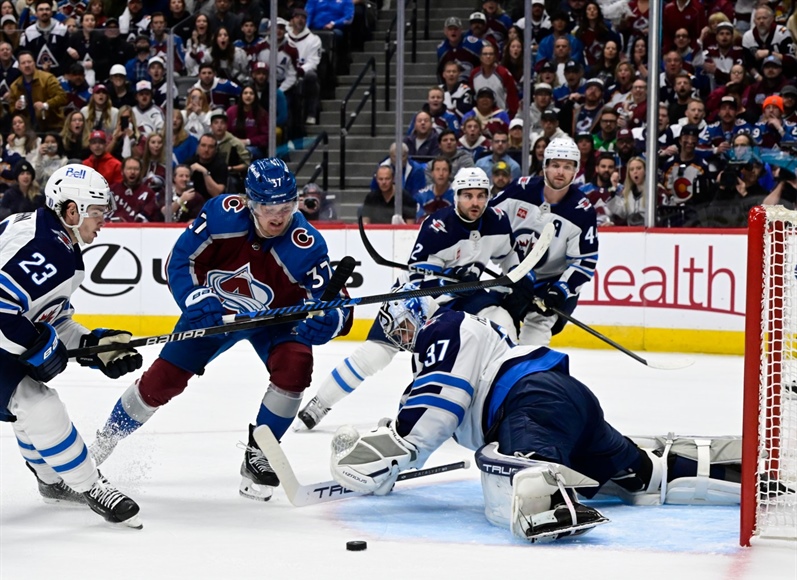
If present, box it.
[0,0,377,223]
[363,0,797,227]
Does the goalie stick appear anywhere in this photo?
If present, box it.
[252,425,470,506]
[66,224,553,358]
[67,256,357,358]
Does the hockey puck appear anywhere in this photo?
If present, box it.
[346,540,367,552]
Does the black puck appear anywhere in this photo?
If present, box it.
[346,540,367,552]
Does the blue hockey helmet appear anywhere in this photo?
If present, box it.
[378,283,437,352]
[245,158,297,205]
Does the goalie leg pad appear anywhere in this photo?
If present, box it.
[599,435,742,505]
[511,465,609,543]
[330,421,418,495]
[476,442,600,530]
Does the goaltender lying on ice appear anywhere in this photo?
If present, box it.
[327,289,742,544]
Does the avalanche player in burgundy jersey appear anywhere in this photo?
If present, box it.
[490,137,598,346]
[294,167,523,432]
[90,158,352,502]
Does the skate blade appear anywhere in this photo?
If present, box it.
[526,516,610,543]
[239,477,274,502]
[41,497,87,507]
[118,514,143,530]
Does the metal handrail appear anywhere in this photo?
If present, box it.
[339,57,377,190]
[294,131,330,193]
[384,3,417,111]
[424,0,430,40]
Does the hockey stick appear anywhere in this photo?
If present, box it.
[542,303,694,370]
[67,256,358,358]
[253,425,470,507]
[66,226,552,358]
[357,214,502,280]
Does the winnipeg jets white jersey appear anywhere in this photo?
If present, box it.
[408,205,519,288]
[396,310,569,467]
[490,175,598,296]
[0,210,88,355]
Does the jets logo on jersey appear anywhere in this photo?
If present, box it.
[51,229,73,251]
[32,298,68,324]
[206,264,274,313]
[575,198,591,211]
[517,207,527,219]
[291,228,314,249]
[222,195,247,213]
[430,219,447,233]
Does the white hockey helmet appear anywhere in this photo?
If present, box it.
[543,137,580,174]
[45,164,114,244]
[452,166,491,196]
[377,283,437,352]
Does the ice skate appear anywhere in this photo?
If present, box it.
[239,424,279,501]
[83,474,142,529]
[521,500,609,543]
[294,396,330,431]
[26,462,87,506]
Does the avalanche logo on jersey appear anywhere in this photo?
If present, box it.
[291,228,314,249]
[206,264,274,313]
[430,219,447,233]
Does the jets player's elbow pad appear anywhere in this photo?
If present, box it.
[20,323,68,383]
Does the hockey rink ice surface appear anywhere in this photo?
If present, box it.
[2,342,796,579]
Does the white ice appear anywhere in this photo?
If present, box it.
[2,342,796,580]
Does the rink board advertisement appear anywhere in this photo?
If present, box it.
[71,225,747,354]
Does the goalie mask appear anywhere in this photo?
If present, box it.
[377,284,437,351]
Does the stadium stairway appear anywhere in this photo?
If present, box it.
[290,0,473,221]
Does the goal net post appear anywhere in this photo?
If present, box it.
[741,205,797,546]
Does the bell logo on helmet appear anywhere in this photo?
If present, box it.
[64,167,87,179]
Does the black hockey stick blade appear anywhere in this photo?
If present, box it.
[253,425,470,506]
[66,256,357,359]
[545,304,694,370]
[358,214,501,281]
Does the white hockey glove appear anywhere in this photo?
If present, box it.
[330,420,417,495]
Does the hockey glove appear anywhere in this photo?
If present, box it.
[296,308,345,345]
[441,266,480,297]
[184,287,225,330]
[503,271,537,320]
[330,419,417,495]
[19,322,68,383]
[76,329,143,379]
[532,282,569,317]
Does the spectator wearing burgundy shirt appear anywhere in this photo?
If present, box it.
[110,156,163,222]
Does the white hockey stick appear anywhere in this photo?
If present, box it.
[253,426,470,507]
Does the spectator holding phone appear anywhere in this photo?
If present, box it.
[167,164,203,223]
[33,132,67,185]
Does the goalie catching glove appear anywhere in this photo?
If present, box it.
[76,329,143,379]
[330,420,418,495]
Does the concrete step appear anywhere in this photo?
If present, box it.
[336,73,433,87]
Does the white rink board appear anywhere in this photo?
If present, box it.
[72,225,748,332]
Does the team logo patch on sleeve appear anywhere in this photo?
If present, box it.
[430,219,447,233]
[517,207,527,219]
[221,196,247,212]
[291,228,314,248]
